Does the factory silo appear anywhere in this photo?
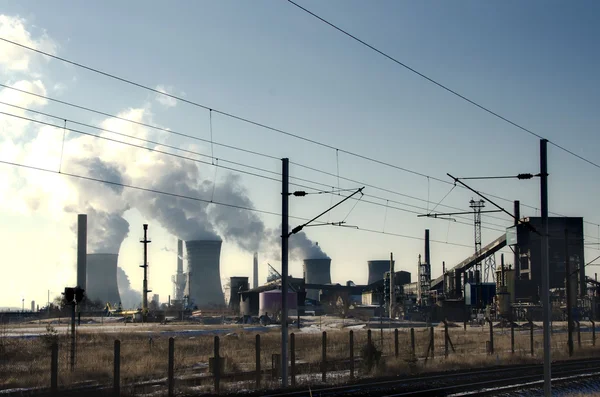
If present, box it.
[185,240,225,308]
[303,258,331,301]
[86,253,121,305]
[368,260,395,285]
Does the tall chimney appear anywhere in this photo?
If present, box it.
[425,229,430,266]
[77,214,87,290]
[253,252,259,289]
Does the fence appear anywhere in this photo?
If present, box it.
[0,321,598,395]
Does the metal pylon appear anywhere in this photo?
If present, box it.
[484,254,496,283]
[470,199,485,281]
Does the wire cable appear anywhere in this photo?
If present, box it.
[286,0,600,171]
[0,157,475,249]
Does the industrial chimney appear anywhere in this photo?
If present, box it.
[368,260,395,285]
[76,214,87,290]
[253,252,259,289]
[184,240,225,308]
[86,253,121,304]
[303,258,332,301]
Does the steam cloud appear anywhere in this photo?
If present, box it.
[117,267,141,309]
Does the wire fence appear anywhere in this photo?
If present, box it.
[1,322,598,396]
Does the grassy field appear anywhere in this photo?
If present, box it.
[0,319,598,394]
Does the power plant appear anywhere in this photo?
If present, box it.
[184,240,225,308]
[86,253,121,304]
[368,260,394,285]
[171,239,186,301]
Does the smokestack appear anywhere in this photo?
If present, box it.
[514,200,520,280]
[77,214,87,290]
[425,229,430,266]
[253,252,259,289]
[185,240,225,308]
[303,258,332,301]
[86,253,121,304]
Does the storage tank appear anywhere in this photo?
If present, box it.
[497,290,511,318]
[303,258,331,301]
[368,260,394,285]
[259,290,297,317]
[86,253,121,304]
[185,240,225,308]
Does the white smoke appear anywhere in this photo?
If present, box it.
[117,267,141,310]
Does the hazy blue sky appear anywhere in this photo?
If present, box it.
[1,1,599,308]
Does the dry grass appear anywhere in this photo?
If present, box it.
[0,321,599,393]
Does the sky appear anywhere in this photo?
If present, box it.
[1,1,599,309]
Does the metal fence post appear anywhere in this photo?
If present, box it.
[488,318,494,355]
[349,330,354,380]
[290,333,296,387]
[168,337,175,397]
[410,328,415,360]
[255,334,261,389]
[214,335,220,394]
[51,342,58,395]
[577,321,581,348]
[113,340,120,397]
[322,331,327,382]
[592,320,596,346]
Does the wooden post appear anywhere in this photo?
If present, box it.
[395,328,399,358]
[255,334,261,389]
[290,333,296,387]
[349,330,354,380]
[511,321,515,354]
[322,331,327,382]
[530,320,534,356]
[410,328,415,360]
[577,321,581,348]
[444,321,449,358]
[168,337,175,397]
[51,341,58,395]
[113,340,120,397]
[214,335,220,394]
[488,318,494,355]
[367,329,372,348]
[430,326,435,359]
[592,320,596,346]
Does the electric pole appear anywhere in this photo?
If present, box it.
[281,158,289,387]
[140,224,152,322]
[540,139,551,396]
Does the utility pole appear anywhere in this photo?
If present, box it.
[566,229,574,356]
[389,252,394,318]
[281,158,289,387]
[140,224,152,322]
[540,139,551,396]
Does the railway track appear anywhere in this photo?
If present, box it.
[259,357,600,397]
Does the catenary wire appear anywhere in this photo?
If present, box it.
[286,0,600,171]
[2,81,597,230]
[0,158,475,249]
[0,38,578,223]
[1,99,511,231]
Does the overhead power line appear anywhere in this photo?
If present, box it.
[286,0,600,171]
[0,157,475,249]
[0,42,597,228]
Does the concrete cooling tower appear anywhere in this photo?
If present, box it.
[86,253,121,304]
[185,240,225,308]
[368,260,395,285]
[303,258,332,301]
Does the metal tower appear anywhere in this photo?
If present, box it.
[470,199,484,283]
[484,254,496,283]
[418,254,431,306]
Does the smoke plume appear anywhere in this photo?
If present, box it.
[117,267,142,309]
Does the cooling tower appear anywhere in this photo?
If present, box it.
[368,260,395,285]
[86,253,121,304]
[185,240,225,308]
[303,258,331,301]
